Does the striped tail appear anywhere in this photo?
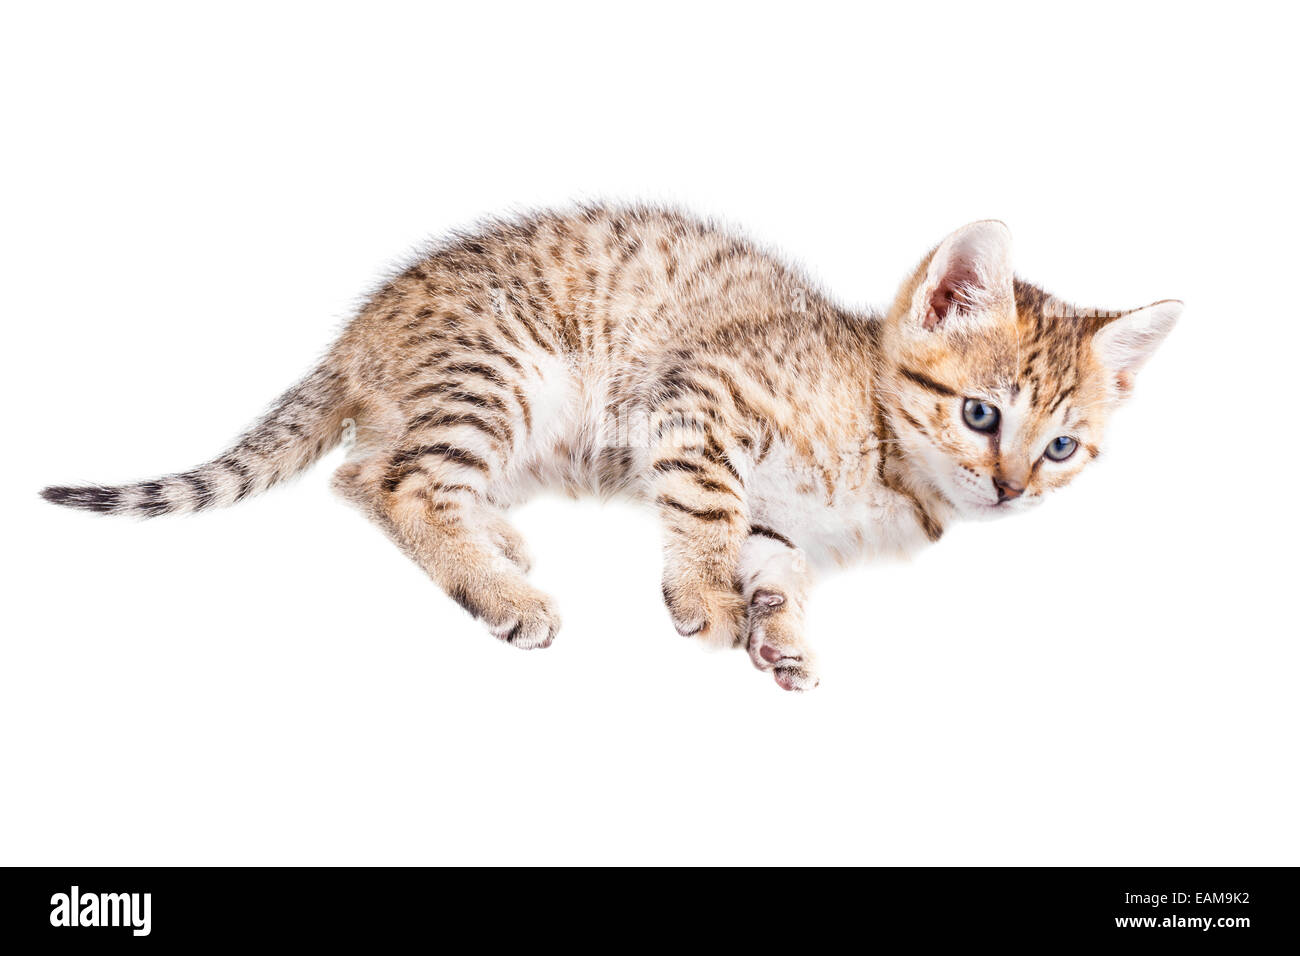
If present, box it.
[41,362,354,518]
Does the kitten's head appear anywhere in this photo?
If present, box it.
[881,221,1180,519]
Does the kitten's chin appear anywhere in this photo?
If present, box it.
[947,488,1043,521]
[956,499,1014,522]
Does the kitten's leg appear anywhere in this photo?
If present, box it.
[739,530,818,691]
[478,503,533,572]
[337,458,533,572]
[650,421,750,648]
[334,448,559,650]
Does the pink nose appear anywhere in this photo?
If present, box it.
[993,476,1024,502]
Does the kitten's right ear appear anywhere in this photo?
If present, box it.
[908,220,1014,333]
[1093,299,1182,395]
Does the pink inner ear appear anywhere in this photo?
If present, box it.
[923,264,981,331]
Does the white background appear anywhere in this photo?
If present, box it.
[3,2,1296,865]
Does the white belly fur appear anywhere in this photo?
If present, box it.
[489,363,932,569]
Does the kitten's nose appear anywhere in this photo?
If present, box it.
[993,476,1025,502]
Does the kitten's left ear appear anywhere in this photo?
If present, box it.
[1093,299,1183,394]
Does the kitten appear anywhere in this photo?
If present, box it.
[42,207,1180,690]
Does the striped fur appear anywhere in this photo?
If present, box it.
[42,207,1179,689]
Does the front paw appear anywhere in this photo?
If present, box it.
[769,659,820,692]
[663,581,747,648]
[484,586,561,650]
[746,588,819,691]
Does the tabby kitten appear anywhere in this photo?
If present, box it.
[42,207,1180,690]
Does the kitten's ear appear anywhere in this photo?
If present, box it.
[910,220,1014,332]
[1093,299,1182,395]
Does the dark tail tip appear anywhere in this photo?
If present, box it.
[40,485,123,514]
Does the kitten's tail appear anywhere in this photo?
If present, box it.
[41,360,355,518]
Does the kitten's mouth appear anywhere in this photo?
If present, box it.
[948,483,1009,515]
[944,472,1002,513]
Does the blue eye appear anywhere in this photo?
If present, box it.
[962,399,1000,433]
[1045,436,1077,461]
